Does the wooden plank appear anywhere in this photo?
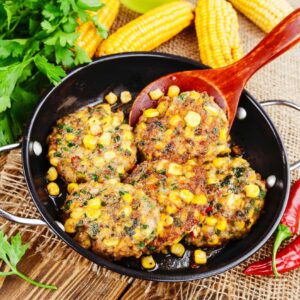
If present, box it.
[0,248,129,300]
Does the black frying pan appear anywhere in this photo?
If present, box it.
[1,53,300,282]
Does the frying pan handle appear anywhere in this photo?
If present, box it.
[260,100,300,171]
[0,208,65,230]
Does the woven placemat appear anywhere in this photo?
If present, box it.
[0,1,300,299]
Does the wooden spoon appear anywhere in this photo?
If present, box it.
[129,8,300,127]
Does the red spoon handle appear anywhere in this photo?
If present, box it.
[231,8,300,84]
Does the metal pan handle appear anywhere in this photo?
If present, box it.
[0,143,64,230]
[261,100,300,171]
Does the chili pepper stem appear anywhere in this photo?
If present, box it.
[272,224,292,277]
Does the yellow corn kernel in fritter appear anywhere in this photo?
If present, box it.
[169,191,181,205]
[49,157,59,167]
[64,218,77,233]
[170,243,185,257]
[190,91,200,100]
[235,220,245,231]
[244,184,260,198]
[120,91,132,103]
[94,157,105,168]
[65,133,75,141]
[71,207,85,219]
[103,238,119,247]
[88,117,102,135]
[123,130,134,141]
[169,114,182,126]
[157,221,164,235]
[99,132,111,146]
[88,197,101,209]
[212,157,227,168]
[216,217,228,231]
[157,101,169,114]
[141,255,156,269]
[149,88,164,100]
[67,183,79,194]
[105,92,118,104]
[86,208,101,219]
[219,127,228,142]
[47,167,58,181]
[192,194,208,205]
[47,182,60,196]
[161,214,174,226]
[143,108,160,118]
[179,189,194,203]
[83,135,97,150]
[166,205,178,214]
[194,249,207,264]
[184,127,194,139]
[204,103,219,116]
[122,193,133,204]
[208,235,219,246]
[167,85,180,97]
[168,163,183,176]
[184,111,201,128]
[206,216,218,226]
[194,211,205,222]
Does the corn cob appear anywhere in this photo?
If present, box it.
[76,0,120,58]
[97,1,194,57]
[195,0,243,69]
[229,0,293,33]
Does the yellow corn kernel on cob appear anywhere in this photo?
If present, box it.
[77,0,120,58]
[229,0,293,33]
[195,0,243,68]
[97,1,194,56]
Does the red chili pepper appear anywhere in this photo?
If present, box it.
[244,179,300,276]
[244,235,300,275]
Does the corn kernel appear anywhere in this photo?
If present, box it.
[99,132,111,146]
[143,108,159,118]
[47,167,58,181]
[169,191,181,204]
[88,197,101,209]
[190,91,200,100]
[65,133,75,141]
[170,243,185,257]
[105,92,118,105]
[99,103,112,113]
[157,221,164,236]
[206,216,217,226]
[64,218,77,233]
[67,183,79,194]
[104,151,116,160]
[122,193,133,204]
[194,249,207,264]
[169,114,182,126]
[207,175,218,185]
[187,159,197,166]
[123,130,134,141]
[47,182,60,196]
[184,127,194,139]
[70,207,85,219]
[79,236,91,249]
[186,172,195,178]
[103,238,119,247]
[179,189,194,203]
[216,217,227,231]
[244,184,260,198]
[235,221,245,231]
[184,111,201,127]
[120,91,132,103]
[208,235,220,246]
[167,85,180,97]
[50,157,59,167]
[219,127,228,142]
[231,157,247,168]
[204,104,219,116]
[212,157,228,168]
[166,205,178,214]
[157,101,168,114]
[112,115,123,127]
[161,214,174,226]
[83,135,97,150]
[86,208,101,219]
[149,88,164,100]
[141,255,156,269]
[168,163,183,176]
[122,206,132,217]
[194,211,205,222]
[192,194,208,205]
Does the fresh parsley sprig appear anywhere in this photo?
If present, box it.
[0,0,106,147]
[0,230,57,290]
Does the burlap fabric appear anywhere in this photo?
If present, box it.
[0,1,300,299]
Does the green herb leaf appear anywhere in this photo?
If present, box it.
[74,46,91,65]
[77,0,104,11]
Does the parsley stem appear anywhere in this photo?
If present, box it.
[14,269,57,290]
[0,271,15,276]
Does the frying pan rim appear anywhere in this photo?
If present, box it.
[22,52,290,282]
